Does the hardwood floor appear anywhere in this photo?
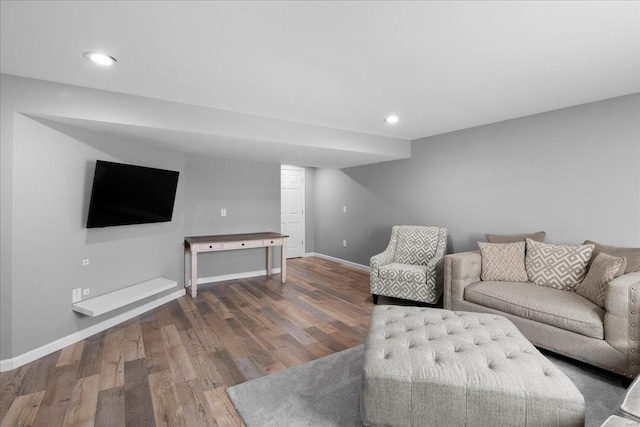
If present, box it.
[0,257,376,427]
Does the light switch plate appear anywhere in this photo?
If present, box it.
[72,288,82,303]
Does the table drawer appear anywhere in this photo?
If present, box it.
[222,240,263,250]
[197,243,221,252]
[263,238,283,246]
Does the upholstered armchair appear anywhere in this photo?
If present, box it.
[370,225,448,304]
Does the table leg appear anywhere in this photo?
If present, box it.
[266,246,272,277]
[184,246,189,288]
[190,250,198,297]
[281,240,287,283]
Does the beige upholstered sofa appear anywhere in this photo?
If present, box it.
[444,250,640,379]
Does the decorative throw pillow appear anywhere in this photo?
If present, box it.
[485,231,546,244]
[584,240,640,275]
[612,257,627,278]
[576,253,624,307]
[525,239,594,291]
[478,241,528,282]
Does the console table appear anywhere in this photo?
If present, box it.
[184,232,289,297]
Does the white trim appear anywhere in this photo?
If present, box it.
[197,268,281,285]
[305,252,370,271]
[0,288,185,372]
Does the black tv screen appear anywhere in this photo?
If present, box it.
[86,160,179,228]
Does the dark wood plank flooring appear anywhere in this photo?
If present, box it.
[0,257,379,426]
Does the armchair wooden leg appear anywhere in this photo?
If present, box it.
[372,294,379,304]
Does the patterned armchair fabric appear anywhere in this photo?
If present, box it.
[370,225,447,304]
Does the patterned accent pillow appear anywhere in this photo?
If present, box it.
[576,253,624,307]
[525,239,595,291]
[614,257,628,278]
[478,241,528,282]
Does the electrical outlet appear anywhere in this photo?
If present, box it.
[82,259,89,266]
[343,239,347,247]
[83,288,90,296]
[221,208,227,217]
[343,206,347,214]
[72,288,82,303]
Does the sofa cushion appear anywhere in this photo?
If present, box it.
[485,231,546,244]
[379,263,426,283]
[576,253,624,308]
[464,281,605,339]
[585,240,640,275]
[525,239,594,291]
[478,241,527,282]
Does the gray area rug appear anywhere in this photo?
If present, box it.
[227,345,627,427]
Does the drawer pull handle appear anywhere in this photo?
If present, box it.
[209,245,213,248]
[242,243,245,246]
[271,241,274,243]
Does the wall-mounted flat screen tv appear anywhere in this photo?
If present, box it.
[86,160,179,228]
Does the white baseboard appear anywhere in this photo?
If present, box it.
[197,268,281,285]
[0,288,185,372]
[305,252,370,271]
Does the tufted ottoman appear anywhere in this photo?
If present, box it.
[361,306,585,427]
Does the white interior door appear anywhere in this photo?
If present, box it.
[281,165,305,258]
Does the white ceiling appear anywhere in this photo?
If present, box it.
[1,1,639,151]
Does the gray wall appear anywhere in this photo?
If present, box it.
[1,77,15,359]
[2,72,637,361]
[305,167,316,253]
[184,155,281,278]
[1,75,281,360]
[11,116,186,356]
[314,94,640,266]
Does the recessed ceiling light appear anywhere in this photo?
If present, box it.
[84,52,117,66]
[384,115,399,124]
